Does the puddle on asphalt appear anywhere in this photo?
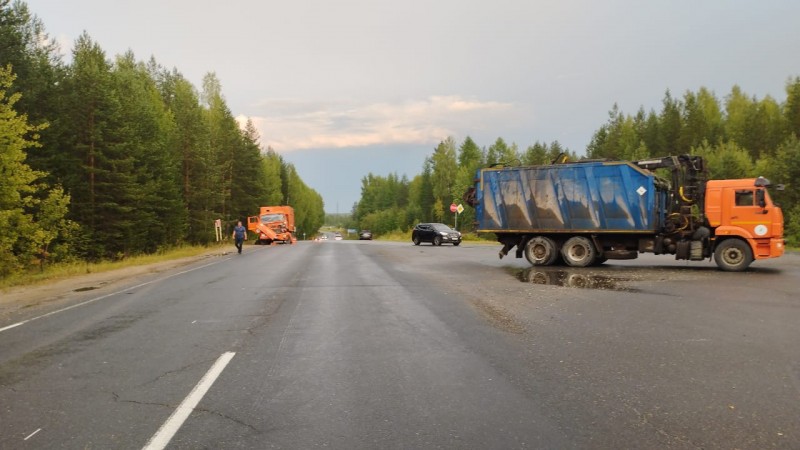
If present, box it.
[515,268,638,292]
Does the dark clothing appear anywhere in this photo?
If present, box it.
[233,225,246,254]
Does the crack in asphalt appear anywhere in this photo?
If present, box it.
[195,407,260,432]
[137,358,218,388]
[110,394,261,434]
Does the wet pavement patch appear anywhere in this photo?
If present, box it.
[74,286,98,292]
[514,267,638,292]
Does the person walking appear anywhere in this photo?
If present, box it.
[232,220,247,254]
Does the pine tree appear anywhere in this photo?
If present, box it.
[0,0,66,182]
[430,137,458,219]
[230,118,269,222]
[261,148,285,205]
[112,52,186,253]
[61,33,136,259]
[659,91,684,154]
[202,73,237,225]
[0,65,72,276]
[156,70,214,243]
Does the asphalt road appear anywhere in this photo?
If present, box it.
[1,240,798,449]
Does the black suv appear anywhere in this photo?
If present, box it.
[359,229,373,240]
[412,223,462,246]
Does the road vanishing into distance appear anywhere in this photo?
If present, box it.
[1,238,798,449]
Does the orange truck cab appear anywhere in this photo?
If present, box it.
[705,177,784,270]
[247,206,297,245]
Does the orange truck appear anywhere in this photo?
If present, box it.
[247,206,297,245]
[464,155,784,271]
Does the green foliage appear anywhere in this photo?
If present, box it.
[692,141,755,180]
[680,88,723,152]
[112,52,187,253]
[486,137,519,166]
[154,69,214,243]
[0,65,73,276]
[783,205,800,248]
[457,136,483,168]
[359,209,405,235]
[429,137,459,220]
[785,77,800,138]
[757,136,800,246]
[261,149,285,204]
[522,142,548,165]
[283,163,324,240]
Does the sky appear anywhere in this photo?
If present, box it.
[22,0,800,213]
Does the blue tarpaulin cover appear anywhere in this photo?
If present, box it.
[475,161,663,233]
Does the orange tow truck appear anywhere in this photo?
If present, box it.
[247,206,297,245]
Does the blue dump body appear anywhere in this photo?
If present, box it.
[475,161,667,233]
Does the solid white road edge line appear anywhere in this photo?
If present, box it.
[142,351,236,450]
[0,259,228,334]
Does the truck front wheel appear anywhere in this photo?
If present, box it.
[714,239,753,272]
[525,236,558,266]
[561,236,596,267]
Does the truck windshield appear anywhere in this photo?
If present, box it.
[261,214,285,223]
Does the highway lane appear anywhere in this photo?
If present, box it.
[1,240,798,449]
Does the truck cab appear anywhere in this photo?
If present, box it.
[705,177,784,270]
[247,206,296,245]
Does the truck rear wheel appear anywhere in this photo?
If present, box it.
[525,236,558,266]
[561,236,596,267]
[714,239,753,272]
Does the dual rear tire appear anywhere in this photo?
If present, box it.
[524,236,559,266]
[561,236,597,267]
[524,235,598,267]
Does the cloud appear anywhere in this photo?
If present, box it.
[237,96,520,152]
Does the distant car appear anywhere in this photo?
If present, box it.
[359,230,373,240]
[412,223,462,246]
[334,232,343,241]
[318,234,328,241]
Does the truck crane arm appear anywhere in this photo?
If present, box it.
[634,154,708,236]
[635,154,706,204]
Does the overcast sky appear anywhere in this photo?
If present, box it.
[23,0,800,213]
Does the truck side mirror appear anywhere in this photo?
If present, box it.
[756,189,767,209]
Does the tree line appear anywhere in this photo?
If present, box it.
[1,1,324,277]
[353,81,800,247]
